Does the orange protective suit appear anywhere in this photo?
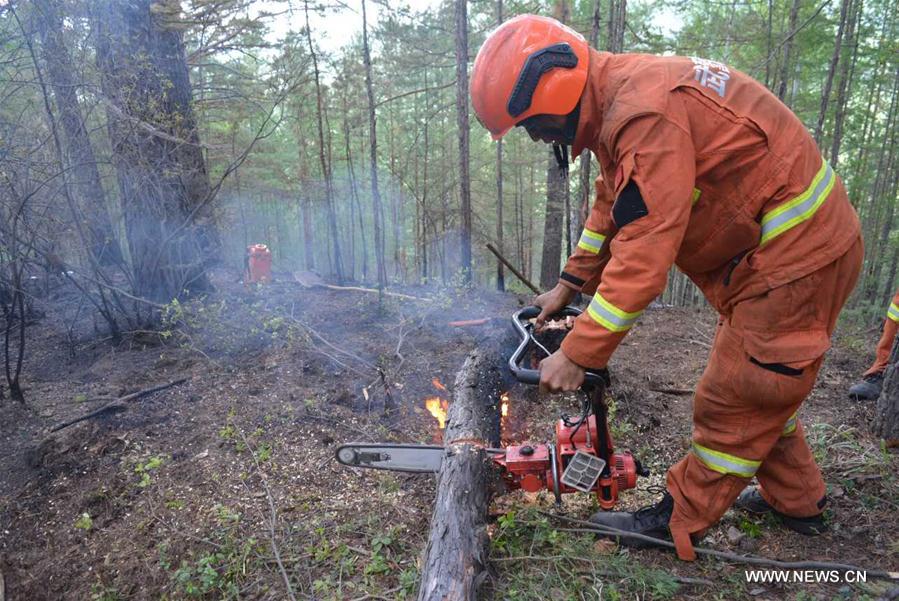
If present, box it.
[557,50,863,560]
[862,291,899,376]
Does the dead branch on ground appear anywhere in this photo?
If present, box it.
[48,378,187,433]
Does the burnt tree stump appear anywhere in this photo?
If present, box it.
[875,337,899,446]
[416,345,506,601]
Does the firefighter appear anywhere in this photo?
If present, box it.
[470,15,862,560]
[847,291,899,400]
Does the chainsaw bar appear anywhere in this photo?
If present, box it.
[335,443,446,473]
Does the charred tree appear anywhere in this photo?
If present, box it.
[93,0,218,304]
[417,346,505,601]
[32,0,121,265]
[456,0,473,285]
[1,263,26,404]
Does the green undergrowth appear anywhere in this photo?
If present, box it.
[488,508,743,600]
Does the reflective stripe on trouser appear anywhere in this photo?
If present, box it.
[760,159,836,246]
[666,238,862,561]
[586,293,642,333]
[577,228,606,254]
[782,412,798,436]
[888,302,899,323]
[691,442,760,477]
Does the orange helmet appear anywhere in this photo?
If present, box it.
[471,14,589,141]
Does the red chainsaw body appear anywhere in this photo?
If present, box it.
[494,414,639,509]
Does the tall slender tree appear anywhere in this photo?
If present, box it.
[303,0,344,284]
[495,0,505,291]
[362,0,388,298]
[455,0,473,284]
[32,0,121,265]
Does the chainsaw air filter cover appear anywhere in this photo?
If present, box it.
[561,450,606,493]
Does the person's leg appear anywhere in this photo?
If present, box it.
[666,324,818,560]
[750,417,827,521]
[862,317,898,377]
[668,237,863,560]
[754,237,862,512]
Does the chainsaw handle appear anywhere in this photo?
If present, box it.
[509,306,606,388]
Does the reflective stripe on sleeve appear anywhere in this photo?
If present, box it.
[586,293,643,333]
[760,159,836,246]
[691,188,701,205]
[577,228,607,254]
[887,302,899,323]
[691,442,761,477]
[782,412,798,436]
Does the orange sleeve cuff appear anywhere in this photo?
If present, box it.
[560,314,628,369]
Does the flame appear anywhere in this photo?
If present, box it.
[432,377,447,392]
[500,391,510,418]
[425,397,448,429]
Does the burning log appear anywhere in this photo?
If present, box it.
[417,346,506,601]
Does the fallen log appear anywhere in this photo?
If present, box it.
[293,271,428,301]
[48,378,187,433]
[417,346,506,601]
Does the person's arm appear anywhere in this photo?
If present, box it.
[559,175,617,293]
[552,114,695,377]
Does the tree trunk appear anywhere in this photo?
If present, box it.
[416,346,505,601]
[575,0,603,244]
[456,0,473,285]
[777,0,801,104]
[814,0,851,146]
[541,150,566,290]
[33,0,122,265]
[862,66,899,300]
[494,1,506,292]
[608,0,627,53]
[341,88,363,282]
[829,0,860,167]
[94,0,216,303]
[361,0,388,299]
[875,338,899,444]
[421,69,430,284]
[303,0,343,284]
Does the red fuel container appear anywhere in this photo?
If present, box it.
[245,244,272,283]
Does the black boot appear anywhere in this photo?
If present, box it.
[848,373,883,401]
[588,493,674,548]
[735,487,827,535]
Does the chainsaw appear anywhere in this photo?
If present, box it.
[335,306,648,509]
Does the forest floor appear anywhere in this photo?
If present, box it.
[1,267,897,601]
